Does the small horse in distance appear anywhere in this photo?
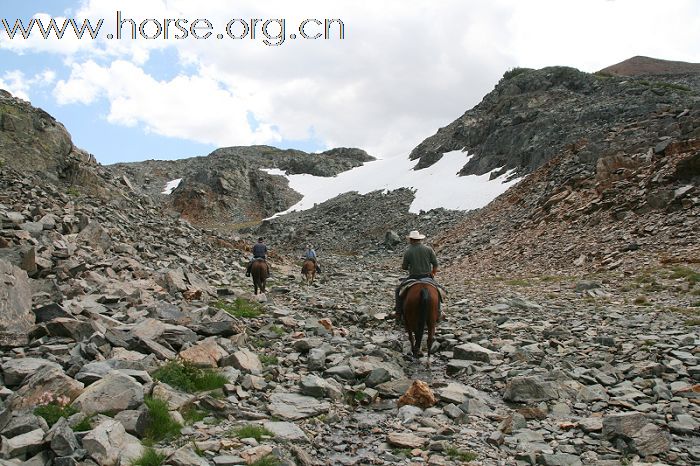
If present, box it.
[401,283,440,361]
[301,259,316,285]
[250,260,269,295]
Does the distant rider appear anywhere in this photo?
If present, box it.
[246,237,269,277]
[394,230,438,323]
[303,244,321,273]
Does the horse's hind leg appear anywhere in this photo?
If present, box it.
[426,325,435,364]
[406,328,416,357]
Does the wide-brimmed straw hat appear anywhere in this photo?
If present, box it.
[407,230,426,240]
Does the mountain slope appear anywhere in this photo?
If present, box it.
[409,64,700,181]
[599,55,700,76]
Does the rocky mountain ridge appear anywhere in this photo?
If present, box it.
[408,61,700,183]
[111,146,374,225]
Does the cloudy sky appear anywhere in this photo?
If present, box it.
[2,0,700,165]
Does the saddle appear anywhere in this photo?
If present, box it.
[398,277,448,302]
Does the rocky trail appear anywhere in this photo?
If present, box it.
[1,189,698,466]
[1,61,699,466]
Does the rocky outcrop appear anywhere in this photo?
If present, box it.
[0,90,107,196]
[408,63,700,181]
[110,145,375,225]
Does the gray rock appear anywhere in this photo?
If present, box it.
[300,375,329,398]
[307,348,327,371]
[364,368,391,387]
[167,446,211,466]
[268,393,330,420]
[77,221,112,251]
[459,398,490,415]
[1,357,62,387]
[453,342,497,362]
[503,376,558,403]
[226,349,262,373]
[0,414,48,438]
[540,453,583,466]
[628,423,671,457]
[82,419,143,466]
[263,421,309,443]
[114,410,148,437]
[384,230,401,248]
[46,417,79,457]
[602,412,647,439]
[19,222,43,237]
[0,260,34,347]
[0,428,45,460]
[212,455,246,465]
[7,366,84,411]
[72,371,144,415]
[324,365,355,381]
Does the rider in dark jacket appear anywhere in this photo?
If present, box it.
[246,237,268,276]
[394,230,438,323]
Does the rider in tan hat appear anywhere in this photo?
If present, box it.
[394,230,438,323]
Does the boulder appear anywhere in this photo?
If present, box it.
[72,371,144,415]
[397,380,437,409]
[0,260,34,347]
[503,376,558,403]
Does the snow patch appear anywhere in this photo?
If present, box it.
[264,150,521,219]
[162,178,182,195]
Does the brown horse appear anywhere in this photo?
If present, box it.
[301,259,316,285]
[402,283,440,360]
[251,260,269,294]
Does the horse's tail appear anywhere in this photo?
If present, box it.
[415,287,429,350]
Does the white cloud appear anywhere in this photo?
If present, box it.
[0,69,58,101]
[4,0,700,162]
[54,60,278,145]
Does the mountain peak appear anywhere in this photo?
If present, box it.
[599,55,700,76]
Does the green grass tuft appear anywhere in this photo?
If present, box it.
[131,447,167,466]
[250,456,281,466]
[181,405,209,425]
[153,360,227,393]
[670,267,700,285]
[73,414,95,432]
[502,67,530,80]
[445,446,478,462]
[259,354,278,366]
[231,424,273,442]
[212,298,263,318]
[505,279,530,286]
[66,186,80,197]
[34,403,79,427]
[143,397,182,443]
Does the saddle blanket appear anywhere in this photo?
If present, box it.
[398,277,448,302]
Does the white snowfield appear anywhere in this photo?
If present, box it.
[263,150,520,218]
[162,178,182,195]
